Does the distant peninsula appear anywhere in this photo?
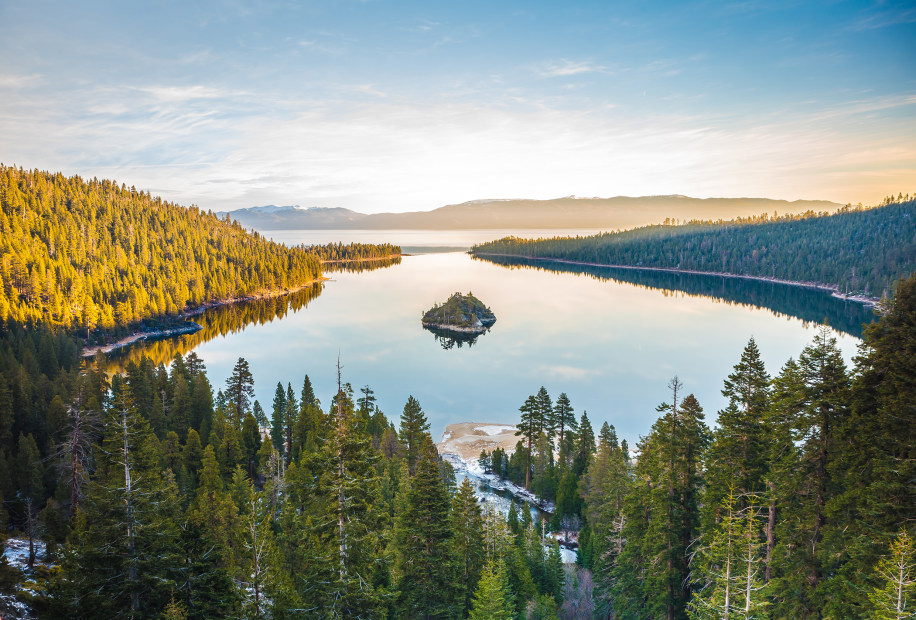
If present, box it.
[422,292,496,335]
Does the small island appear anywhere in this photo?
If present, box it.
[421,292,496,348]
[422,292,496,333]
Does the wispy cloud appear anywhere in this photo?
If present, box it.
[4,84,913,213]
[849,6,916,30]
[132,85,232,102]
[535,364,600,381]
[298,39,346,55]
[537,59,608,78]
[0,73,42,89]
[400,19,441,33]
[351,84,387,98]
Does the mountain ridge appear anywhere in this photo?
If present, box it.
[219,195,844,231]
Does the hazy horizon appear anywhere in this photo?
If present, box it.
[222,194,845,215]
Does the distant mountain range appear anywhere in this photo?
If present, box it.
[218,196,844,231]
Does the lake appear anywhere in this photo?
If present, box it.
[109,230,874,446]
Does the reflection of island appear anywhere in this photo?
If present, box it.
[474,255,875,338]
[422,292,496,349]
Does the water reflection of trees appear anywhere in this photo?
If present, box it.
[323,256,402,274]
[102,283,324,371]
[101,258,403,371]
[423,325,488,350]
[475,255,875,338]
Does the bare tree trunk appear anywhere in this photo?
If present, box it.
[337,356,346,580]
[284,425,292,469]
[525,435,532,490]
[667,377,680,620]
[25,498,35,570]
[765,480,775,583]
[122,408,139,617]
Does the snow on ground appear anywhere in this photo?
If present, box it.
[1,538,50,619]
[438,421,583,562]
[3,538,44,572]
[474,424,516,436]
[559,548,577,563]
[437,422,519,463]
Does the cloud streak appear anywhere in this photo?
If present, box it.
[537,59,608,78]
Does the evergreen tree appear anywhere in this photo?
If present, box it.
[399,395,429,475]
[182,429,203,491]
[300,374,316,410]
[451,477,486,616]
[284,373,388,617]
[705,337,771,526]
[516,394,541,489]
[545,540,565,604]
[869,529,916,620]
[394,434,459,617]
[573,410,595,476]
[553,392,576,464]
[169,374,192,435]
[284,382,298,433]
[270,382,285,452]
[614,378,709,620]
[241,412,261,478]
[468,559,515,620]
[252,400,267,428]
[181,445,242,617]
[688,483,768,619]
[769,327,849,617]
[54,375,182,618]
[825,273,916,615]
[225,357,254,430]
[535,386,555,445]
[236,478,286,619]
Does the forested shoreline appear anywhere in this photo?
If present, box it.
[471,196,916,300]
[0,166,400,345]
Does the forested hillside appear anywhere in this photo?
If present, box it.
[0,166,323,333]
[472,196,916,298]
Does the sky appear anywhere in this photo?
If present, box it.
[1,0,914,213]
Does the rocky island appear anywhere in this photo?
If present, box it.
[421,292,497,349]
[421,292,496,333]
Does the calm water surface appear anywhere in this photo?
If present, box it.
[116,230,873,446]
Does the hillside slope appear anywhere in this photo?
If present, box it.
[472,199,916,299]
[0,166,322,333]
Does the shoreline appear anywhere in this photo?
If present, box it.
[421,321,490,335]
[472,252,880,306]
[319,253,405,264]
[79,252,404,359]
[81,278,327,358]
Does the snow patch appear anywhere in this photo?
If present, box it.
[3,538,45,572]
[440,431,452,442]
[474,424,516,436]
